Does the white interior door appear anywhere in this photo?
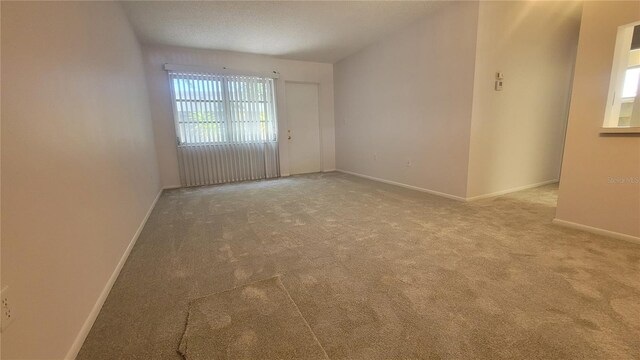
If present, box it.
[286,82,321,175]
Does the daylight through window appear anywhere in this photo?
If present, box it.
[169,72,278,144]
[604,22,640,129]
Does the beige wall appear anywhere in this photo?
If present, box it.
[466,1,582,199]
[142,45,335,188]
[556,1,640,238]
[334,2,479,199]
[1,2,160,359]
[1,3,3,356]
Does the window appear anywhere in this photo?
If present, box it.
[621,67,639,98]
[169,71,278,144]
[603,22,640,132]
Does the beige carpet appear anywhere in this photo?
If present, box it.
[77,172,640,359]
[178,276,327,360]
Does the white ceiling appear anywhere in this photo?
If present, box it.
[121,1,448,63]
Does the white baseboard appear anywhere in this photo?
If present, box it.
[322,168,337,173]
[65,188,163,360]
[336,169,466,201]
[552,218,640,245]
[465,179,559,201]
[163,184,182,190]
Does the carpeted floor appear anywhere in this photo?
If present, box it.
[77,172,640,360]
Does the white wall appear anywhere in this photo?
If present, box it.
[556,1,640,239]
[142,45,335,188]
[334,2,480,199]
[1,2,160,359]
[466,1,582,199]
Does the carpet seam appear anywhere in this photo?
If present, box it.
[186,275,283,303]
[177,309,191,360]
[276,275,331,360]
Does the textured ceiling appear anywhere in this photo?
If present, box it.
[121,1,448,63]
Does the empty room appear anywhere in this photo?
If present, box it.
[2,1,640,359]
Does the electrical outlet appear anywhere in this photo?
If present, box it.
[1,286,15,332]
[373,153,377,161]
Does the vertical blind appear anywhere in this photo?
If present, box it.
[168,70,280,186]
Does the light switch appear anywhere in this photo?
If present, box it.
[495,80,503,91]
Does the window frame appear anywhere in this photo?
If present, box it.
[168,70,278,145]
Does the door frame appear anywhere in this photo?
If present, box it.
[283,80,323,174]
